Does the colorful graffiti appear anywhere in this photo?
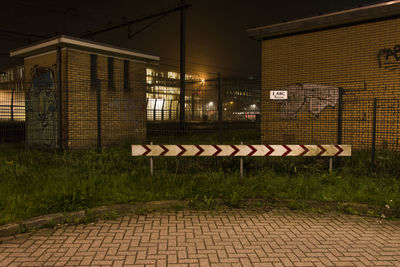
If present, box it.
[26,66,58,147]
[277,83,338,120]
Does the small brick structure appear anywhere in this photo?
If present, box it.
[10,35,159,149]
[247,2,400,149]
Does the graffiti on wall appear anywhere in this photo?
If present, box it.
[377,45,400,71]
[26,66,58,147]
[277,83,339,120]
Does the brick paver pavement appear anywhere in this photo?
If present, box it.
[1,208,400,266]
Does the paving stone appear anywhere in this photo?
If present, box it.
[0,208,400,266]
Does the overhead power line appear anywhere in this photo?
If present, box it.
[79,2,191,38]
[128,13,169,39]
[0,28,47,39]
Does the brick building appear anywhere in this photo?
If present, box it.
[10,35,159,149]
[247,1,400,149]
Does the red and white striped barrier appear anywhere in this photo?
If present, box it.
[132,144,351,157]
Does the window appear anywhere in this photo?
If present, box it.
[90,54,97,89]
[124,60,129,91]
[108,57,114,90]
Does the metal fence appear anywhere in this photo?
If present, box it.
[1,75,399,158]
[145,72,260,122]
[0,76,260,147]
[264,85,400,162]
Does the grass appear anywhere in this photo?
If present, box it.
[0,130,400,225]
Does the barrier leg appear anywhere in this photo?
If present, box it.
[240,141,243,178]
[150,142,154,175]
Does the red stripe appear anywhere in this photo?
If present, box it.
[334,145,343,156]
[159,145,168,156]
[230,145,239,156]
[265,145,274,156]
[317,145,326,156]
[212,145,222,156]
[282,145,292,156]
[195,145,204,156]
[299,145,309,156]
[177,145,187,156]
[248,145,257,156]
[142,145,151,156]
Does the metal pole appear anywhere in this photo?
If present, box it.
[191,92,195,121]
[179,4,186,133]
[371,98,377,166]
[96,79,101,150]
[57,46,62,148]
[337,87,344,168]
[153,99,157,121]
[10,87,14,121]
[218,73,223,144]
[161,99,165,121]
[150,141,154,175]
[240,141,243,178]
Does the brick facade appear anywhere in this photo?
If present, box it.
[63,49,147,149]
[18,36,155,149]
[261,17,400,149]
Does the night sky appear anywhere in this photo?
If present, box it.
[0,0,386,79]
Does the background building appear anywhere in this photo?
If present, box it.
[248,1,400,150]
[146,66,260,123]
[10,35,159,148]
[0,66,25,121]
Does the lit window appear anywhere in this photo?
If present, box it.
[168,72,179,79]
[146,68,155,76]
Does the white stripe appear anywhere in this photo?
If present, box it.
[131,145,352,157]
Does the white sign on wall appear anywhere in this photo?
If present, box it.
[270,91,288,100]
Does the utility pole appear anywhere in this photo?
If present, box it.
[179,2,186,133]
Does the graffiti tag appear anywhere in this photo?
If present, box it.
[276,83,338,120]
[26,66,58,147]
[377,45,400,71]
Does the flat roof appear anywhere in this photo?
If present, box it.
[247,0,400,40]
[10,35,160,61]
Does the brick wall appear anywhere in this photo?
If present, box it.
[22,48,147,149]
[64,49,147,149]
[262,17,400,149]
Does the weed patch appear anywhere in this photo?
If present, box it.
[1,137,400,225]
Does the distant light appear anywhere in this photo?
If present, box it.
[229,101,234,105]
[250,104,256,108]
[208,101,213,106]
[0,72,6,77]
[201,78,205,83]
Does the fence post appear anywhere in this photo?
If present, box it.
[153,99,156,121]
[96,79,101,150]
[371,98,377,167]
[179,4,186,134]
[150,141,154,175]
[218,73,223,144]
[10,87,14,121]
[240,141,244,178]
[336,87,344,168]
[57,46,62,148]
